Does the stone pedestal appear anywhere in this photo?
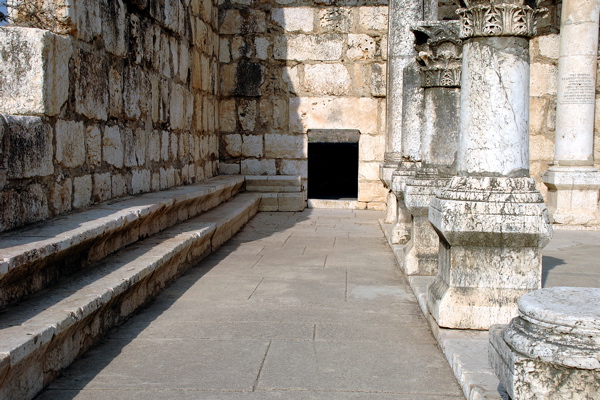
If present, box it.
[542,0,600,226]
[544,167,600,225]
[427,0,552,329]
[490,287,600,399]
[428,177,552,329]
[404,169,450,276]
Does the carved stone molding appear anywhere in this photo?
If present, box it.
[454,0,548,38]
[412,22,463,88]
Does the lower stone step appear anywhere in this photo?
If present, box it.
[0,193,260,400]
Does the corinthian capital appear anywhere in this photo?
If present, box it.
[454,0,548,38]
[412,21,463,88]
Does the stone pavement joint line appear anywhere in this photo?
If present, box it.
[36,209,465,400]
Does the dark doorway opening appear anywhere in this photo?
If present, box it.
[307,130,359,199]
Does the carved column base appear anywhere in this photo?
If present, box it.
[489,287,600,400]
[404,170,450,276]
[543,166,600,226]
[427,176,553,329]
[390,162,420,244]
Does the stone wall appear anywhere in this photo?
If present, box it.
[0,0,220,232]
[217,0,389,208]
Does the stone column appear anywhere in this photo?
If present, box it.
[427,0,553,329]
[542,0,600,226]
[490,287,600,399]
[380,0,424,186]
[403,22,462,276]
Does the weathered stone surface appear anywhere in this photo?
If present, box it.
[50,178,73,214]
[5,116,54,179]
[347,34,376,60]
[93,172,112,202]
[358,7,388,32]
[274,34,344,61]
[223,134,242,158]
[103,125,124,168]
[55,120,85,168]
[242,135,263,158]
[0,27,72,116]
[86,125,102,168]
[428,177,553,329]
[74,49,108,121]
[72,175,92,209]
[237,99,257,131]
[303,64,351,95]
[265,134,306,159]
[490,287,600,400]
[272,8,314,32]
[289,97,379,134]
[241,159,276,175]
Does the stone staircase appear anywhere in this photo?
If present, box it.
[0,174,304,399]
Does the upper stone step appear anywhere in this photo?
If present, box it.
[0,175,244,309]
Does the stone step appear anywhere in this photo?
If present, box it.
[0,175,245,309]
[244,175,306,212]
[0,192,260,400]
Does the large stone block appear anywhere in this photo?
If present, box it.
[303,64,351,95]
[0,27,72,116]
[72,175,92,209]
[289,97,379,134]
[274,34,343,61]
[74,49,109,120]
[241,159,276,175]
[347,34,376,60]
[530,62,558,97]
[265,133,307,158]
[101,0,127,56]
[56,120,85,168]
[242,135,263,158]
[220,9,266,34]
[4,115,54,179]
[103,125,124,168]
[238,99,257,131]
[357,7,388,32]
[272,8,314,32]
[319,8,352,32]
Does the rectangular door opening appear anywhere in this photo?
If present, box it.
[307,129,359,200]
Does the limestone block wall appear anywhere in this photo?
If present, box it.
[218,0,389,208]
[0,0,220,232]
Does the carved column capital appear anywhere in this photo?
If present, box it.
[412,22,463,88]
[453,0,548,38]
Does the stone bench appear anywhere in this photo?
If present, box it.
[0,192,260,400]
[489,287,600,399]
[0,175,245,309]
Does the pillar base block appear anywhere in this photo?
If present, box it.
[543,167,600,226]
[404,170,450,276]
[427,176,553,330]
[389,162,420,245]
[489,287,600,400]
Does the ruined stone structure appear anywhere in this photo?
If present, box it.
[0,0,599,398]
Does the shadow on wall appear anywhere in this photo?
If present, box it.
[217,0,390,207]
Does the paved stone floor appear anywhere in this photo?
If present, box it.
[36,209,465,400]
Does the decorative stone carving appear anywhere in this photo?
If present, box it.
[454,0,548,39]
[490,287,600,399]
[413,22,462,88]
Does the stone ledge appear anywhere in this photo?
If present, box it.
[0,175,245,309]
[0,192,260,400]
